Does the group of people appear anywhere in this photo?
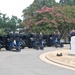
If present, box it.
[29,31,63,49]
[8,31,44,51]
[8,29,75,51]
[51,31,63,47]
[8,31,63,51]
[8,31,21,51]
[30,32,44,50]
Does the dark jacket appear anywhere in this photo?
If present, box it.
[39,34,43,41]
[70,32,75,37]
[56,34,61,41]
[33,34,37,41]
[52,33,56,40]
[15,33,20,42]
[9,33,14,42]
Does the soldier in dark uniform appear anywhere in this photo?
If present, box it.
[56,31,63,47]
[9,31,14,51]
[27,33,34,48]
[52,32,56,46]
[33,32,37,47]
[57,32,61,44]
[15,32,21,51]
[70,30,75,37]
[33,32,38,50]
[69,29,75,49]
[38,32,44,50]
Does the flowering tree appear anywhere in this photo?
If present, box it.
[34,6,75,38]
[22,5,75,41]
[60,0,75,6]
[22,0,59,33]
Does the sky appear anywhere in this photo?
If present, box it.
[0,0,60,20]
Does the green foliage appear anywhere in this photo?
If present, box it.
[0,29,7,35]
[0,13,22,34]
[60,0,75,6]
[22,0,75,38]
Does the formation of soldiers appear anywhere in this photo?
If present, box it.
[8,31,21,51]
[25,32,44,50]
[0,31,63,52]
[21,31,63,49]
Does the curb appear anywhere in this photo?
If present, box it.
[39,50,75,71]
[45,52,75,69]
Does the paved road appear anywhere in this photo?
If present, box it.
[0,46,75,75]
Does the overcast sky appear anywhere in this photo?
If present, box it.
[0,0,60,19]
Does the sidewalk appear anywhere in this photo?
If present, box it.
[45,49,75,68]
[40,44,75,70]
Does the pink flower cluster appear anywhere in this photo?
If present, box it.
[36,6,53,13]
[72,18,75,23]
[26,25,30,29]
[35,19,45,25]
[65,19,70,23]
[51,19,57,25]
[55,13,62,17]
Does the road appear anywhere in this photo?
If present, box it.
[0,46,75,75]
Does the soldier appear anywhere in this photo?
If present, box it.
[9,31,14,51]
[38,32,44,50]
[27,33,34,48]
[70,29,75,37]
[69,29,75,49]
[52,32,56,46]
[56,31,63,47]
[15,32,21,51]
[56,32,61,43]
[33,32,38,50]
[33,32,37,47]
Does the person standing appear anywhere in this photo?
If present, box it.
[69,29,75,49]
[52,32,56,46]
[70,29,75,37]
[33,32,38,49]
[15,32,21,51]
[9,31,14,51]
[56,31,63,47]
[38,32,44,50]
[57,32,61,43]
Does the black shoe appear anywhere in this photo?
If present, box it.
[40,46,44,50]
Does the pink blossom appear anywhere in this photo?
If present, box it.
[35,10,43,13]
[35,20,45,25]
[51,20,57,25]
[26,25,30,29]
[49,12,53,14]
[41,6,53,11]
[72,18,75,22]
[36,6,53,14]
[55,13,62,17]
[63,16,68,19]
[65,20,70,23]
[59,20,64,22]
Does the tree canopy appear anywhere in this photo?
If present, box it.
[60,0,75,6]
[22,0,75,39]
[0,13,22,34]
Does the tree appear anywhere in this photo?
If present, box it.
[60,0,75,6]
[24,6,75,36]
[22,0,59,32]
[6,16,22,32]
[22,0,58,20]
[34,6,75,43]
[0,12,22,34]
